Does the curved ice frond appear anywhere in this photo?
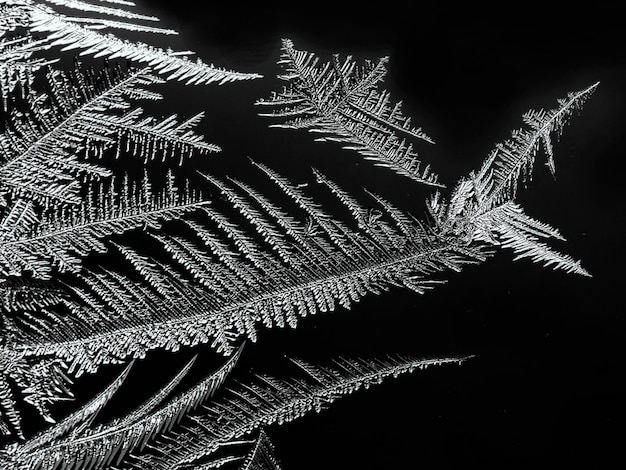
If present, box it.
[1,0,260,85]
[125,355,469,470]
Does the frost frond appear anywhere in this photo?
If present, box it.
[1,165,483,393]
[3,346,242,470]
[432,84,598,276]
[124,354,468,470]
[0,63,215,207]
[257,39,440,186]
[473,82,598,210]
[1,0,261,84]
[469,202,589,276]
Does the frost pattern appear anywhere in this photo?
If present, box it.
[0,64,217,207]
[257,39,440,187]
[121,355,467,470]
[0,2,596,468]
[0,0,261,102]
[0,347,242,469]
[429,83,597,276]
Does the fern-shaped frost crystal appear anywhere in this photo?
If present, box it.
[257,39,440,187]
[0,64,217,208]
[0,0,261,93]
[123,355,467,470]
[430,83,598,276]
[0,78,595,435]
[1,164,483,385]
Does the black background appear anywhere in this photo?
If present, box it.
[15,1,626,469]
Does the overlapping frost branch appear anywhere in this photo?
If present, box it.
[0,346,242,469]
[0,349,466,470]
